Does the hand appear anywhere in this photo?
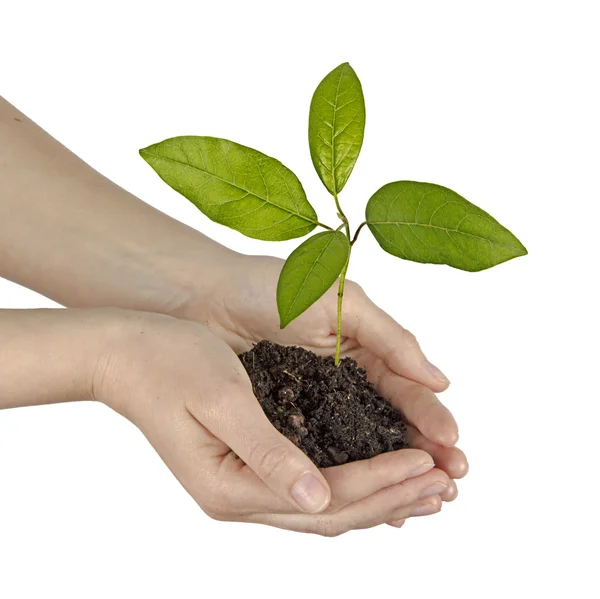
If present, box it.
[185,254,469,526]
[95,310,453,535]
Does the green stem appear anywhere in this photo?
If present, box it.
[333,192,351,238]
[335,252,350,366]
[331,191,351,366]
[317,221,333,230]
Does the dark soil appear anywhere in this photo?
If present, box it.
[238,340,409,468]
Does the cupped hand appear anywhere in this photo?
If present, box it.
[95,310,452,535]
[191,254,469,522]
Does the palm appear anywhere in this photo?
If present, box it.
[211,255,356,355]
[199,254,467,486]
[212,256,394,385]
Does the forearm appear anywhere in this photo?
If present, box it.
[0,97,235,313]
[0,308,116,409]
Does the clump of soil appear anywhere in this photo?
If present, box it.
[239,340,409,468]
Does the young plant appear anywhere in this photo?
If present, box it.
[140,63,527,365]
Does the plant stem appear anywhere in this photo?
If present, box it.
[317,221,333,230]
[335,252,350,366]
[333,193,351,238]
[331,191,351,366]
[351,221,367,245]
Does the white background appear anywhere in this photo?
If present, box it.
[1,1,598,597]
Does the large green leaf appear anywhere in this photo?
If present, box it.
[277,231,350,328]
[366,181,527,271]
[140,136,318,241]
[309,62,366,196]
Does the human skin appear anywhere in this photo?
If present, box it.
[0,308,450,534]
[0,97,468,532]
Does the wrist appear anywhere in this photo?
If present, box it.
[89,308,187,419]
[160,242,246,323]
[87,308,151,415]
[0,308,124,410]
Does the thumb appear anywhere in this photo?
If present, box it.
[198,379,331,514]
[346,285,450,392]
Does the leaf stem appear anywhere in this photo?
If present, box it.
[351,221,367,245]
[335,252,350,366]
[317,221,333,230]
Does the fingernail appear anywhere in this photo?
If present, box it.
[411,460,435,477]
[291,473,329,513]
[425,360,450,385]
[419,481,448,499]
[411,502,441,517]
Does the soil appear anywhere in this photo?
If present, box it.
[238,340,409,468]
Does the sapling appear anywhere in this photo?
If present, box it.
[140,63,527,366]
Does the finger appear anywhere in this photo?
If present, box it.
[344,286,450,392]
[249,468,449,535]
[406,424,469,478]
[144,405,298,517]
[216,447,437,517]
[221,447,452,516]
[387,519,406,528]
[212,451,306,515]
[441,480,458,502]
[323,448,435,510]
[376,370,459,447]
[187,361,331,514]
[341,469,449,532]
[388,494,442,521]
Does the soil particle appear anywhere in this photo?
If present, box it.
[239,340,409,468]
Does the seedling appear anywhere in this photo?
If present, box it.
[140,63,527,365]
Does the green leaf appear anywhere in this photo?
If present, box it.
[140,136,318,241]
[277,231,350,328]
[366,181,527,272]
[309,62,366,196]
